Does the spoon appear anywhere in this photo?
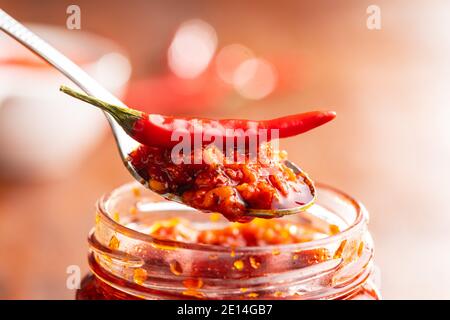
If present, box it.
[0,10,315,218]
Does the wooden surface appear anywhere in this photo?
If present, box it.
[1,0,450,299]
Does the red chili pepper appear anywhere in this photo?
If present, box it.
[131,111,336,148]
[61,86,336,148]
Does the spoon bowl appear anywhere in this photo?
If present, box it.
[141,160,316,219]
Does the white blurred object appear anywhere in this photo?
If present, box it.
[0,24,131,180]
[168,19,217,79]
[233,58,277,100]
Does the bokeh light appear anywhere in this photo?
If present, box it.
[94,52,131,91]
[215,44,253,84]
[232,58,277,100]
[168,19,218,79]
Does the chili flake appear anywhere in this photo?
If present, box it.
[112,212,120,223]
[357,241,364,257]
[334,240,347,259]
[133,268,148,285]
[329,224,340,235]
[233,260,244,271]
[183,278,203,289]
[182,290,205,298]
[109,235,120,250]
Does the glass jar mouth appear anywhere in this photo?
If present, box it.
[96,182,368,253]
[91,181,374,300]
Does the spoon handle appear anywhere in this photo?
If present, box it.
[0,9,138,157]
[0,9,122,105]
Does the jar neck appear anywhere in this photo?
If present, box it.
[87,246,375,300]
[88,182,375,300]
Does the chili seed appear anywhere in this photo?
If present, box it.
[129,206,137,215]
[170,260,183,275]
[249,256,260,269]
[132,187,141,198]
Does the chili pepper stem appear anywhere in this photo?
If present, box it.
[60,85,142,132]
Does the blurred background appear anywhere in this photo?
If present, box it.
[0,0,449,299]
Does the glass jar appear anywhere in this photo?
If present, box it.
[76,182,380,300]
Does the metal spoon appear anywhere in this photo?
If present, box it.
[0,10,315,218]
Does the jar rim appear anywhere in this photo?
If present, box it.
[96,182,368,253]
